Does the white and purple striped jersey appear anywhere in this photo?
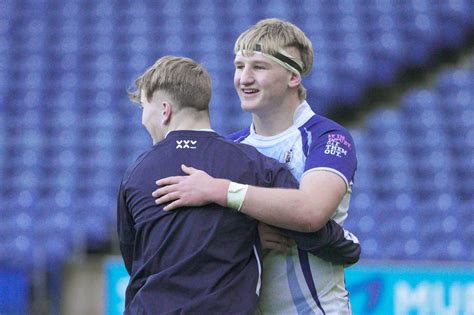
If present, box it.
[229,101,358,315]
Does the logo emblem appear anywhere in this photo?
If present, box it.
[283,149,293,164]
[176,140,197,149]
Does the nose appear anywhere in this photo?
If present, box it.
[239,66,254,86]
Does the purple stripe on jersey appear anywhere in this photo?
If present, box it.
[344,279,351,312]
[298,249,326,315]
[299,126,311,157]
[286,255,316,314]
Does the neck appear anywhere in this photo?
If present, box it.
[168,109,211,132]
[252,98,301,136]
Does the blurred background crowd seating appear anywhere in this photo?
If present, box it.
[0,0,473,314]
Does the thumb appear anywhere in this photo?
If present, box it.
[181,164,196,175]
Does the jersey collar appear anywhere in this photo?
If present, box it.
[248,101,315,140]
[293,101,316,128]
[165,128,215,138]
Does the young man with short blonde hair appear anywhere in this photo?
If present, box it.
[153,19,360,314]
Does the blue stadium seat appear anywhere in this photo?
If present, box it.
[401,88,442,111]
[0,212,36,268]
[437,68,473,93]
[359,237,378,259]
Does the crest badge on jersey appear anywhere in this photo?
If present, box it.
[176,140,197,149]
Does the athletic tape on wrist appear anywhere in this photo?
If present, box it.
[227,182,249,211]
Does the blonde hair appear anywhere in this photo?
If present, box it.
[234,18,314,101]
[128,55,211,111]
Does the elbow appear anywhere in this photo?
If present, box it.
[342,244,361,266]
[348,246,361,265]
[301,220,326,233]
[297,204,333,233]
[299,212,327,233]
[292,196,333,233]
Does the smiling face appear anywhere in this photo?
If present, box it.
[233,52,295,115]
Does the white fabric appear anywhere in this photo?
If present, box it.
[243,102,353,314]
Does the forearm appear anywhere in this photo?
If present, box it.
[208,178,332,233]
[240,186,330,232]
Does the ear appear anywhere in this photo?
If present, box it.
[161,101,172,125]
[288,73,301,88]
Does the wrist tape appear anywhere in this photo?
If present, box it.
[227,182,249,211]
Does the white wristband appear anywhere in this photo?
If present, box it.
[227,182,249,211]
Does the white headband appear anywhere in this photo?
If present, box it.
[255,50,303,76]
[239,44,304,76]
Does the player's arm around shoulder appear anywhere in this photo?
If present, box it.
[240,168,346,232]
[153,164,347,233]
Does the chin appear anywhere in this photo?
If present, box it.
[242,100,273,115]
[240,100,260,113]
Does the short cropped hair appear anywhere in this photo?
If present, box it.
[128,56,211,111]
[234,18,314,101]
